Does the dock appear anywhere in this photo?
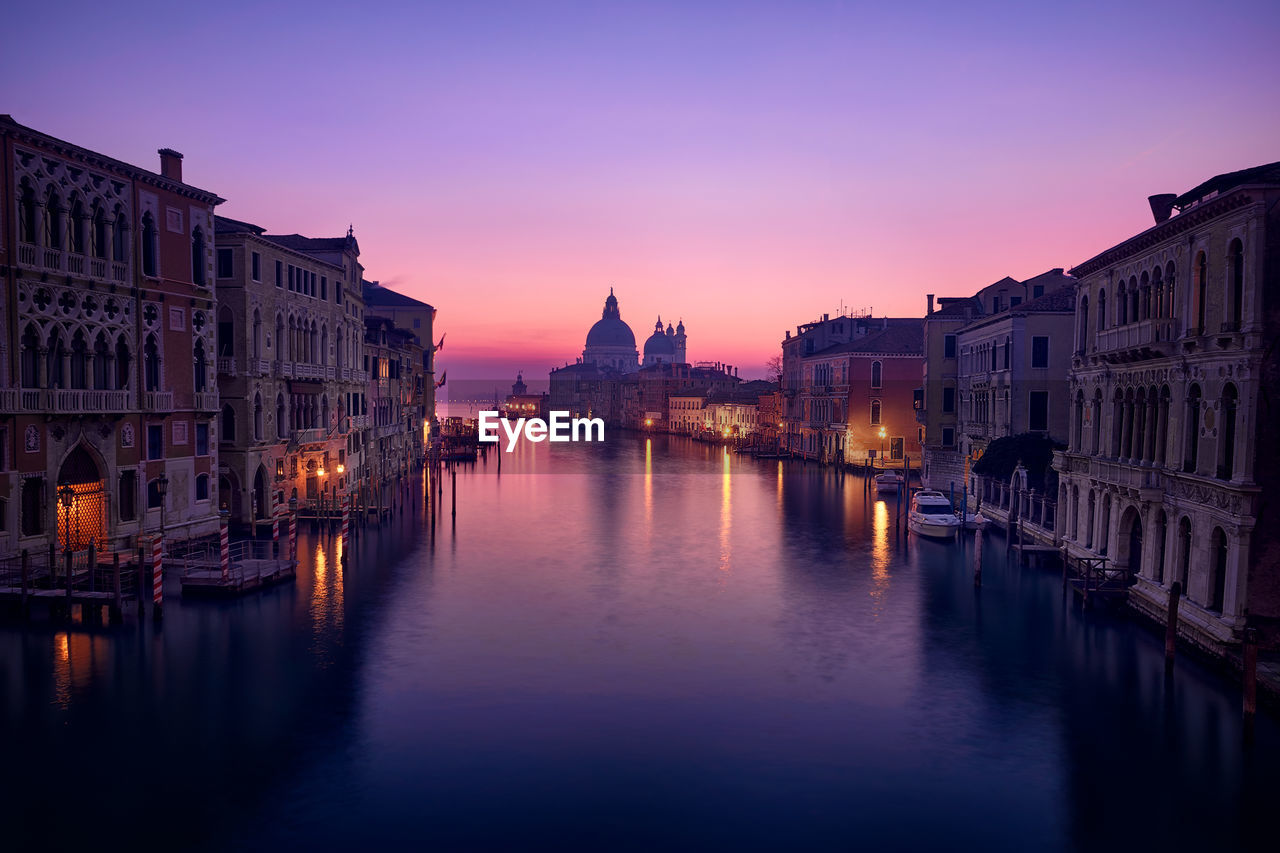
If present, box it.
[0,546,143,623]
[175,540,296,598]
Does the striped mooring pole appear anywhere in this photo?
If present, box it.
[272,503,281,557]
[341,496,350,554]
[219,510,230,582]
[289,507,298,566]
[151,534,163,620]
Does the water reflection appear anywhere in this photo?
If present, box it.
[0,436,1277,851]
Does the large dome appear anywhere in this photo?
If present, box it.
[585,289,636,348]
[586,316,636,348]
[644,330,675,357]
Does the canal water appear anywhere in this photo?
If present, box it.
[1,435,1276,851]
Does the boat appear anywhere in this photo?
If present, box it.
[908,490,962,539]
[874,471,903,493]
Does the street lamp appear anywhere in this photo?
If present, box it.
[878,427,887,466]
[58,480,74,554]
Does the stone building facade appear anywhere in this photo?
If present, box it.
[211,216,369,524]
[1054,162,1280,652]
[1,116,223,554]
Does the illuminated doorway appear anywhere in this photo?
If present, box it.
[56,445,106,551]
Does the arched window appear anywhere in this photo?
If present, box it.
[252,309,262,360]
[870,360,882,389]
[321,324,329,367]
[44,186,63,249]
[321,394,330,429]
[1077,295,1089,352]
[1071,485,1080,539]
[141,211,157,277]
[68,196,86,255]
[1165,261,1177,319]
[222,403,237,442]
[1117,282,1128,325]
[1111,388,1124,457]
[70,330,89,389]
[93,332,110,390]
[144,334,160,392]
[1228,239,1244,329]
[191,225,206,286]
[1099,495,1111,556]
[253,393,263,441]
[19,324,40,388]
[1177,517,1191,595]
[1128,276,1139,323]
[217,305,234,358]
[193,339,207,393]
[1209,527,1228,613]
[195,474,210,502]
[276,394,287,438]
[1152,267,1163,319]
[1091,389,1103,455]
[1139,271,1150,320]
[1086,491,1096,547]
[1073,391,1084,450]
[18,180,38,244]
[1183,383,1201,473]
[1097,289,1107,331]
[1003,337,1010,370]
[91,203,107,259]
[1218,383,1237,480]
[870,399,881,425]
[115,335,131,390]
[1154,511,1167,584]
[111,205,128,262]
[1195,251,1207,334]
[275,314,285,363]
[46,328,65,389]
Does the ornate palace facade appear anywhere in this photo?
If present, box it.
[1055,162,1280,653]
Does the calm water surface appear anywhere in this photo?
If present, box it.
[2,435,1276,851]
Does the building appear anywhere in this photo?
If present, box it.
[363,317,426,502]
[1,117,224,555]
[918,269,1074,489]
[582,288,639,370]
[1054,161,1280,653]
[780,314,923,466]
[363,279,435,347]
[211,216,369,524]
[642,317,686,366]
[504,373,547,419]
[951,271,1076,494]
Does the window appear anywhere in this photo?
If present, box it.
[1032,284,1044,298]
[1097,289,1107,331]
[147,479,163,510]
[142,212,158,277]
[1228,239,1244,329]
[147,425,164,460]
[195,474,209,502]
[275,260,283,288]
[21,478,44,536]
[321,276,327,300]
[1029,391,1049,432]
[251,251,261,281]
[942,387,955,413]
[288,265,295,292]
[196,422,209,456]
[119,471,137,521]
[217,248,234,278]
[1002,338,1010,370]
[942,427,955,448]
[1031,336,1049,368]
[1010,296,1022,307]
[870,400,881,425]
[191,226,206,286]
[222,404,236,443]
[890,437,904,460]
[870,361,883,389]
[943,335,956,359]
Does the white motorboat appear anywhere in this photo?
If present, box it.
[908,490,962,539]
[874,471,903,493]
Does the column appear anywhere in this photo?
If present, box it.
[1155,399,1168,466]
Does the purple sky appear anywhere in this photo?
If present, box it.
[5,0,1278,380]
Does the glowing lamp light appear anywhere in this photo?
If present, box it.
[317,467,326,477]
[336,464,345,474]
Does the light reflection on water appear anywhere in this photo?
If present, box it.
[0,433,1277,852]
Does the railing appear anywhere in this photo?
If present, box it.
[194,391,219,411]
[18,243,37,266]
[0,387,134,413]
[1094,318,1177,354]
[348,414,369,430]
[67,254,84,275]
[43,247,63,269]
[293,427,327,444]
[216,357,236,375]
[90,258,107,278]
[143,391,174,411]
[111,262,127,282]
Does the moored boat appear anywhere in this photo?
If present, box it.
[908,490,962,539]
[874,471,903,493]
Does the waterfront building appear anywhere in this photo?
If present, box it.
[364,317,426,500]
[621,362,740,431]
[950,271,1076,495]
[919,269,1073,490]
[363,279,435,347]
[212,216,368,523]
[504,373,547,418]
[668,393,707,434]
[781,314,922,466]
[1,117,224,553]
[1054,161,1280,653]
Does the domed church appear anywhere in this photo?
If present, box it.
[583,289,640,370]
[643,317,687,366]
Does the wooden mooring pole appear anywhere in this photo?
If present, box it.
[1243,627,1258,729]
[973,529,983,587]
[1165,581,1182,672]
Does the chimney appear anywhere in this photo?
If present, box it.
[158,148,184,182]
[927,294,935,315]
[1148,193,1176,225]
[823,313,829,321]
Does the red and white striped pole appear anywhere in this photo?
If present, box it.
[288,500,298,567]
[219,509,230,582]
[341,496,350,554]
[152,534,163,620]
[272,502,281,557]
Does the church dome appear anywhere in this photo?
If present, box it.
[585,289,636,348]
[644,317,677,358]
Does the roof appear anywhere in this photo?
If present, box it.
[809,322,924,357]
[1175,160,1280,208]
[263,233,351,252]
[362,280,434,310]
[214,215,265,236]
[929,296,982,320]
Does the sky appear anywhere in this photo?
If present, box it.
[4,0,1278,381]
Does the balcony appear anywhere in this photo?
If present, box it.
[17,242,129,284]
[216,357,236,376]
[1093,319,1176,360]
[293,427,328,445]
[142,391,174,411]
[348,414,370,430]
[174,391,220,412]
[0,387,134,413]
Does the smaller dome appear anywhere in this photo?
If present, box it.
[644,330,676,357]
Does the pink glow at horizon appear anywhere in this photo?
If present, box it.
[5,0,1278,380]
